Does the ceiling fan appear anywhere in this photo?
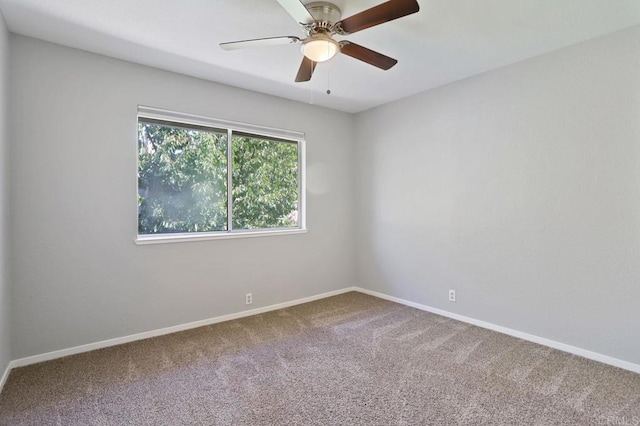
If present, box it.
[220,0,420,82]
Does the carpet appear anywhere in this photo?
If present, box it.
[1,292,639,425]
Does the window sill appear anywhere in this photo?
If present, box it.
[135,228,307,245]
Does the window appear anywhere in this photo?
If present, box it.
[136,107,305,243]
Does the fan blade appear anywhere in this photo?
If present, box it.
[336,0,419,34]
[276,0,315,25]
[220,36,300,50]
[340,42,397,70]
[295,57,317,82]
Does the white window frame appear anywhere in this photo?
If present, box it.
[135,106,307,245]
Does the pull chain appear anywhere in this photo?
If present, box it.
[326,56,333,95]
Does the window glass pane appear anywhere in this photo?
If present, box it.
[138,120,228,234]
[232,135,299,230]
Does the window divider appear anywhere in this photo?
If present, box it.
[226,128,234,232]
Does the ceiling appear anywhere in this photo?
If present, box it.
[1,0,639,113]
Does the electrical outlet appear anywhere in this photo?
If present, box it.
[245,293,252,305]
[449,290,456,302]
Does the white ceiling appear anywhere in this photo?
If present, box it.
[1,0,639,113]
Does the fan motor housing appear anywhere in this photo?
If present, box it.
[306,1,342,27]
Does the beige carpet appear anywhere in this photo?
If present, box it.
[1,292,639,425]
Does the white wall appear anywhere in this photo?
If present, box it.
[355,25,640,365]
[0,12,10,375]
[9,35,356,359]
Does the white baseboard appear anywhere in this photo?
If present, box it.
[0,361,10,394]
[2,284,637,396]
[354,287,640,374]
[7,287,358,372]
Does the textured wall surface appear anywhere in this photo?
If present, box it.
[9,35,356,358]
[355,25,640,365]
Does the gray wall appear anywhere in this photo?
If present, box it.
[0,12,9,374]
[7,25,640,367]
[9,35,356,359]
[355,25,640,365]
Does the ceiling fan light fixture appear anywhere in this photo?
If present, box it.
[302,36,339,62]
[221,0,420,82]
